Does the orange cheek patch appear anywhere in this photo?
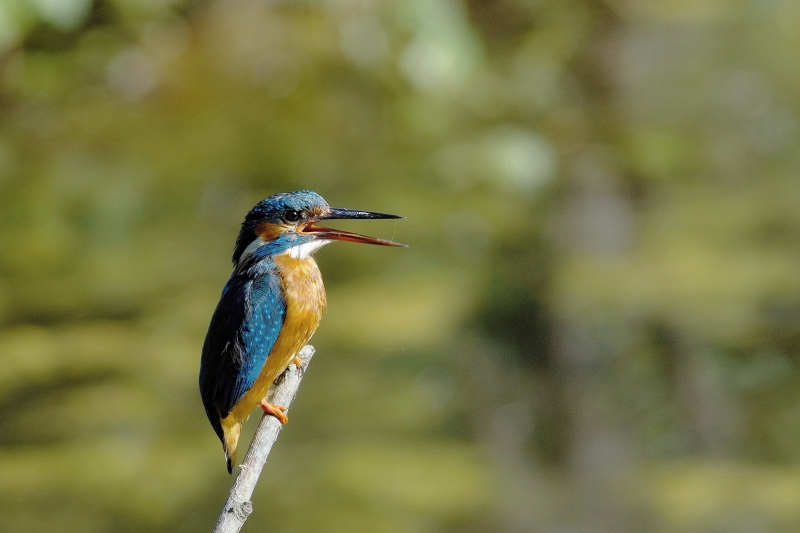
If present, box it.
[257,222,287,242]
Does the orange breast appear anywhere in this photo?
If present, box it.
[225,254,327,424]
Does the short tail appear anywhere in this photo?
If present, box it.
[222,419,242,475]
[225,450,236,475]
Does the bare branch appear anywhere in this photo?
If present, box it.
[212,345,316,533]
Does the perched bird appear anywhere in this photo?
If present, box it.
[200,190,405,473]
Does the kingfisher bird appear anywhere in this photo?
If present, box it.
[199,190,404,473]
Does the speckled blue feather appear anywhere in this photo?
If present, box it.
[199,259,286,443]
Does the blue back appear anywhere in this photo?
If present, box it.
[199,259,286,441]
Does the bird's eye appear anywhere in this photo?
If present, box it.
[284,209,301,223]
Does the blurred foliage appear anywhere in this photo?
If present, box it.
[2,0,800,531]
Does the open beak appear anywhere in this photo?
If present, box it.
[301,207,407,247]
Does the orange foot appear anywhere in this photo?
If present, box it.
[293,356,302,368]
[259,400,288,424]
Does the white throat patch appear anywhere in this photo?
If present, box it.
[238,236,332,267]
[238,237,266,267]
[285,239,332,259]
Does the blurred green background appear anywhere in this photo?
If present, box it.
[2,0,800,531]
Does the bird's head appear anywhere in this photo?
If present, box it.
[233,190,405,267]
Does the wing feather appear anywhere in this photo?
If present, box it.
[199,266,286,441]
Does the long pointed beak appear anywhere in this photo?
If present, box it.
[301,207,407,247]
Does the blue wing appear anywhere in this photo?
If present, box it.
[199,264,286,442]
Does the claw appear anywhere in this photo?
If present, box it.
[259,400,288,424]
[293,356,302,368]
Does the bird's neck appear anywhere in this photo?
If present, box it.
[235,236,330,274]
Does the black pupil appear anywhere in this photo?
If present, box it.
[285,210,301,222]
